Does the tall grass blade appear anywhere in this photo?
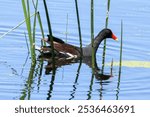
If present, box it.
[26,0,34,58]
[119,20,123,77]
[37,12,46,46]
[32,0,38,46]
[105,0,110,28]
[22,0,36,64]
[31,0,39,62]
[74,0,83,56]
[116,20,123,100]
[91,0,95,69]
[102,0,111,73]
[43,0,55,73]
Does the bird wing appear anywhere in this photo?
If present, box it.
[47,35,65,43]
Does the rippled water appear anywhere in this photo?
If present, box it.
[0,0,150,100]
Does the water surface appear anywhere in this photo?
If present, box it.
[0,0,150,100]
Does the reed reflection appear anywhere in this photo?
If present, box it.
[39,53,113,100]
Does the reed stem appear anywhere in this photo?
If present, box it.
[117,21,123,99]
[119,20,123,77]
[37,12,46,46]
[22,0,36,64]
[91,0,95,69]
[102,0,111,73]
[74,0,83,56]
[32,0,38,54]
[43,0,55,72]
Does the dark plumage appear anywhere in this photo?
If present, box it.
[38,28,118,59]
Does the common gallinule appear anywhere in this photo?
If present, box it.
[38,28,118,59]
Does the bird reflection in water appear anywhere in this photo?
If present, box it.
[38,54,112,81]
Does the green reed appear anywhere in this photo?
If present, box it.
[119,20,123,77]
[91,0,95,69]
[116,20,123,100]
[102,0,111,73]
[37,12,46,46]
[22,0,38,64]
[75,0,83,56]
[32,0,38,48]
[43,0,55,73]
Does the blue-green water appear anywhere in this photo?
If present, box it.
[0,0,150,100]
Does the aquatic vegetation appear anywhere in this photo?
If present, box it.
[119,20,123,76]
[74,0,83,55]
[43,0,55,75]
[1,0,122,77]
[102,0,111,72]
[91,0,95,69]
[22,0,37,64]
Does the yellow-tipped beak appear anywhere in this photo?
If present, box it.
[112,33,118,41]
[115,38,118,41]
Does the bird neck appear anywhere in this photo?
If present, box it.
[82,33,105,56]
[92,33,105,52]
